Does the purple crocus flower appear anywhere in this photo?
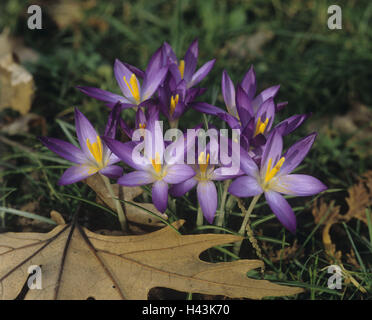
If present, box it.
[163,39,215,89]
[103,121,195,213]
[170,148,240,224]
[39,106,123,185]
[77,47,168,109]
[228,130,327,233]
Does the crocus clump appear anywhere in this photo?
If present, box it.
[41,39,326,235]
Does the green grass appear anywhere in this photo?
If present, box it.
[1,0,372,300]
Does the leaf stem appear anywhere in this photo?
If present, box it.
[100,173,128,232]
[196,205,204,228]
[215,179,231,230]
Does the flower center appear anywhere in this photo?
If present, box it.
[123,73,140,103]
[139,123,146,129]
[151,152,162,174]
[264,157,285,184]
[170,94,179,116]
[178,60,185,79]
[86,136,104,168]
[198,152,210,179]
[254,117,269,137]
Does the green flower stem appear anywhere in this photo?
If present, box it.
[100,173,128,232]
[196,205,204,228]
[215,179,231,229]
[233,195,261,256]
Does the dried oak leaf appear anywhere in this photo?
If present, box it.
[85,175,167,227]
[0,219,302,300]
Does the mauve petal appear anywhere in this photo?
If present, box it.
[76,86,129,104]
[118,170,155,186]
[276,101,288,112]
[239,147,259,176]
[100,165,123,179]
[275,114,309,136]
[102,137,148,171]
[188,59,216,88]
[58,165,95,185]
[191,102,223,116]
[169,63,182,85]
[145,46,163,75]
[142,66,168,100]
[265,190,296,233]
[256,97,275,132]
[217,112,241,129]
[162,42,177,64]
[280,133,317,175]
[152,180,169,213]
[104,102,121,138]
[228,176,262,198]
[241,65,256,100]
[197,181,217,224]
[252,85,280,112]
[222,70,236,117]
[123,62,145,78]
[236,85,254,127]
[272,174,327,196]
[183,39,198,82]
[39,137,86,164]
[169,178,197,197]
[119,118,133,139]
[261,130,283,170]
[74,108,100,158]
[163,164,195,184]
[114,59,140,99]
[212,167,244,181]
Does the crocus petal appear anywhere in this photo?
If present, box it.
[241,65,256,100]
[104,103,121,138]
[228,176,263,198]
[163,164,195,184]
[100,165,123,179]
[114,59,139,99]
[252,85,280,112]
[272,174,327,196]
[265,190,296,233]
[239,147,259,176]
[256,97,275,132]
[212,167,243,181]
[118,170,156,186]
[169,178,198,197]
[222,70,236,117]
[280,133,317,175]
[58,165,95,185]
[76,86,129,104]
[152,180,169,213]
[261,130,283,170]
[188,59,216,88]
[276,101,288,112]
[191,102,223,116]
[142,66,168,100]
[236,85,254,127]
[74,108,100,158]
[197,181,217,224]
[39,137,86,164]
[183,39,198,82]
[102,137,148,171]
[275,114,309,136]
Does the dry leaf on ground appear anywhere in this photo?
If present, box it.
[0,219,303,300]
[0,31,34,115]
[85,175,167,227]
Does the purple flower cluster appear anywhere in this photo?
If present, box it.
[40,39,326,233]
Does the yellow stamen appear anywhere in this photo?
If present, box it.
[151,152,162,174]
[254,117,269,137]
[178,60,185,79]
[139,123,146,129]
[123,73,140,103]
[86,136,103,166]
[170,94,179,116]
[198,152,210,174]
[264,157,285,183]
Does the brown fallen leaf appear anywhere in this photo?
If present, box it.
[0,113,46,136]
[311,171,372,293]
[0,219,303,300]
[0,31,34,115]
[85,175,167,227]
